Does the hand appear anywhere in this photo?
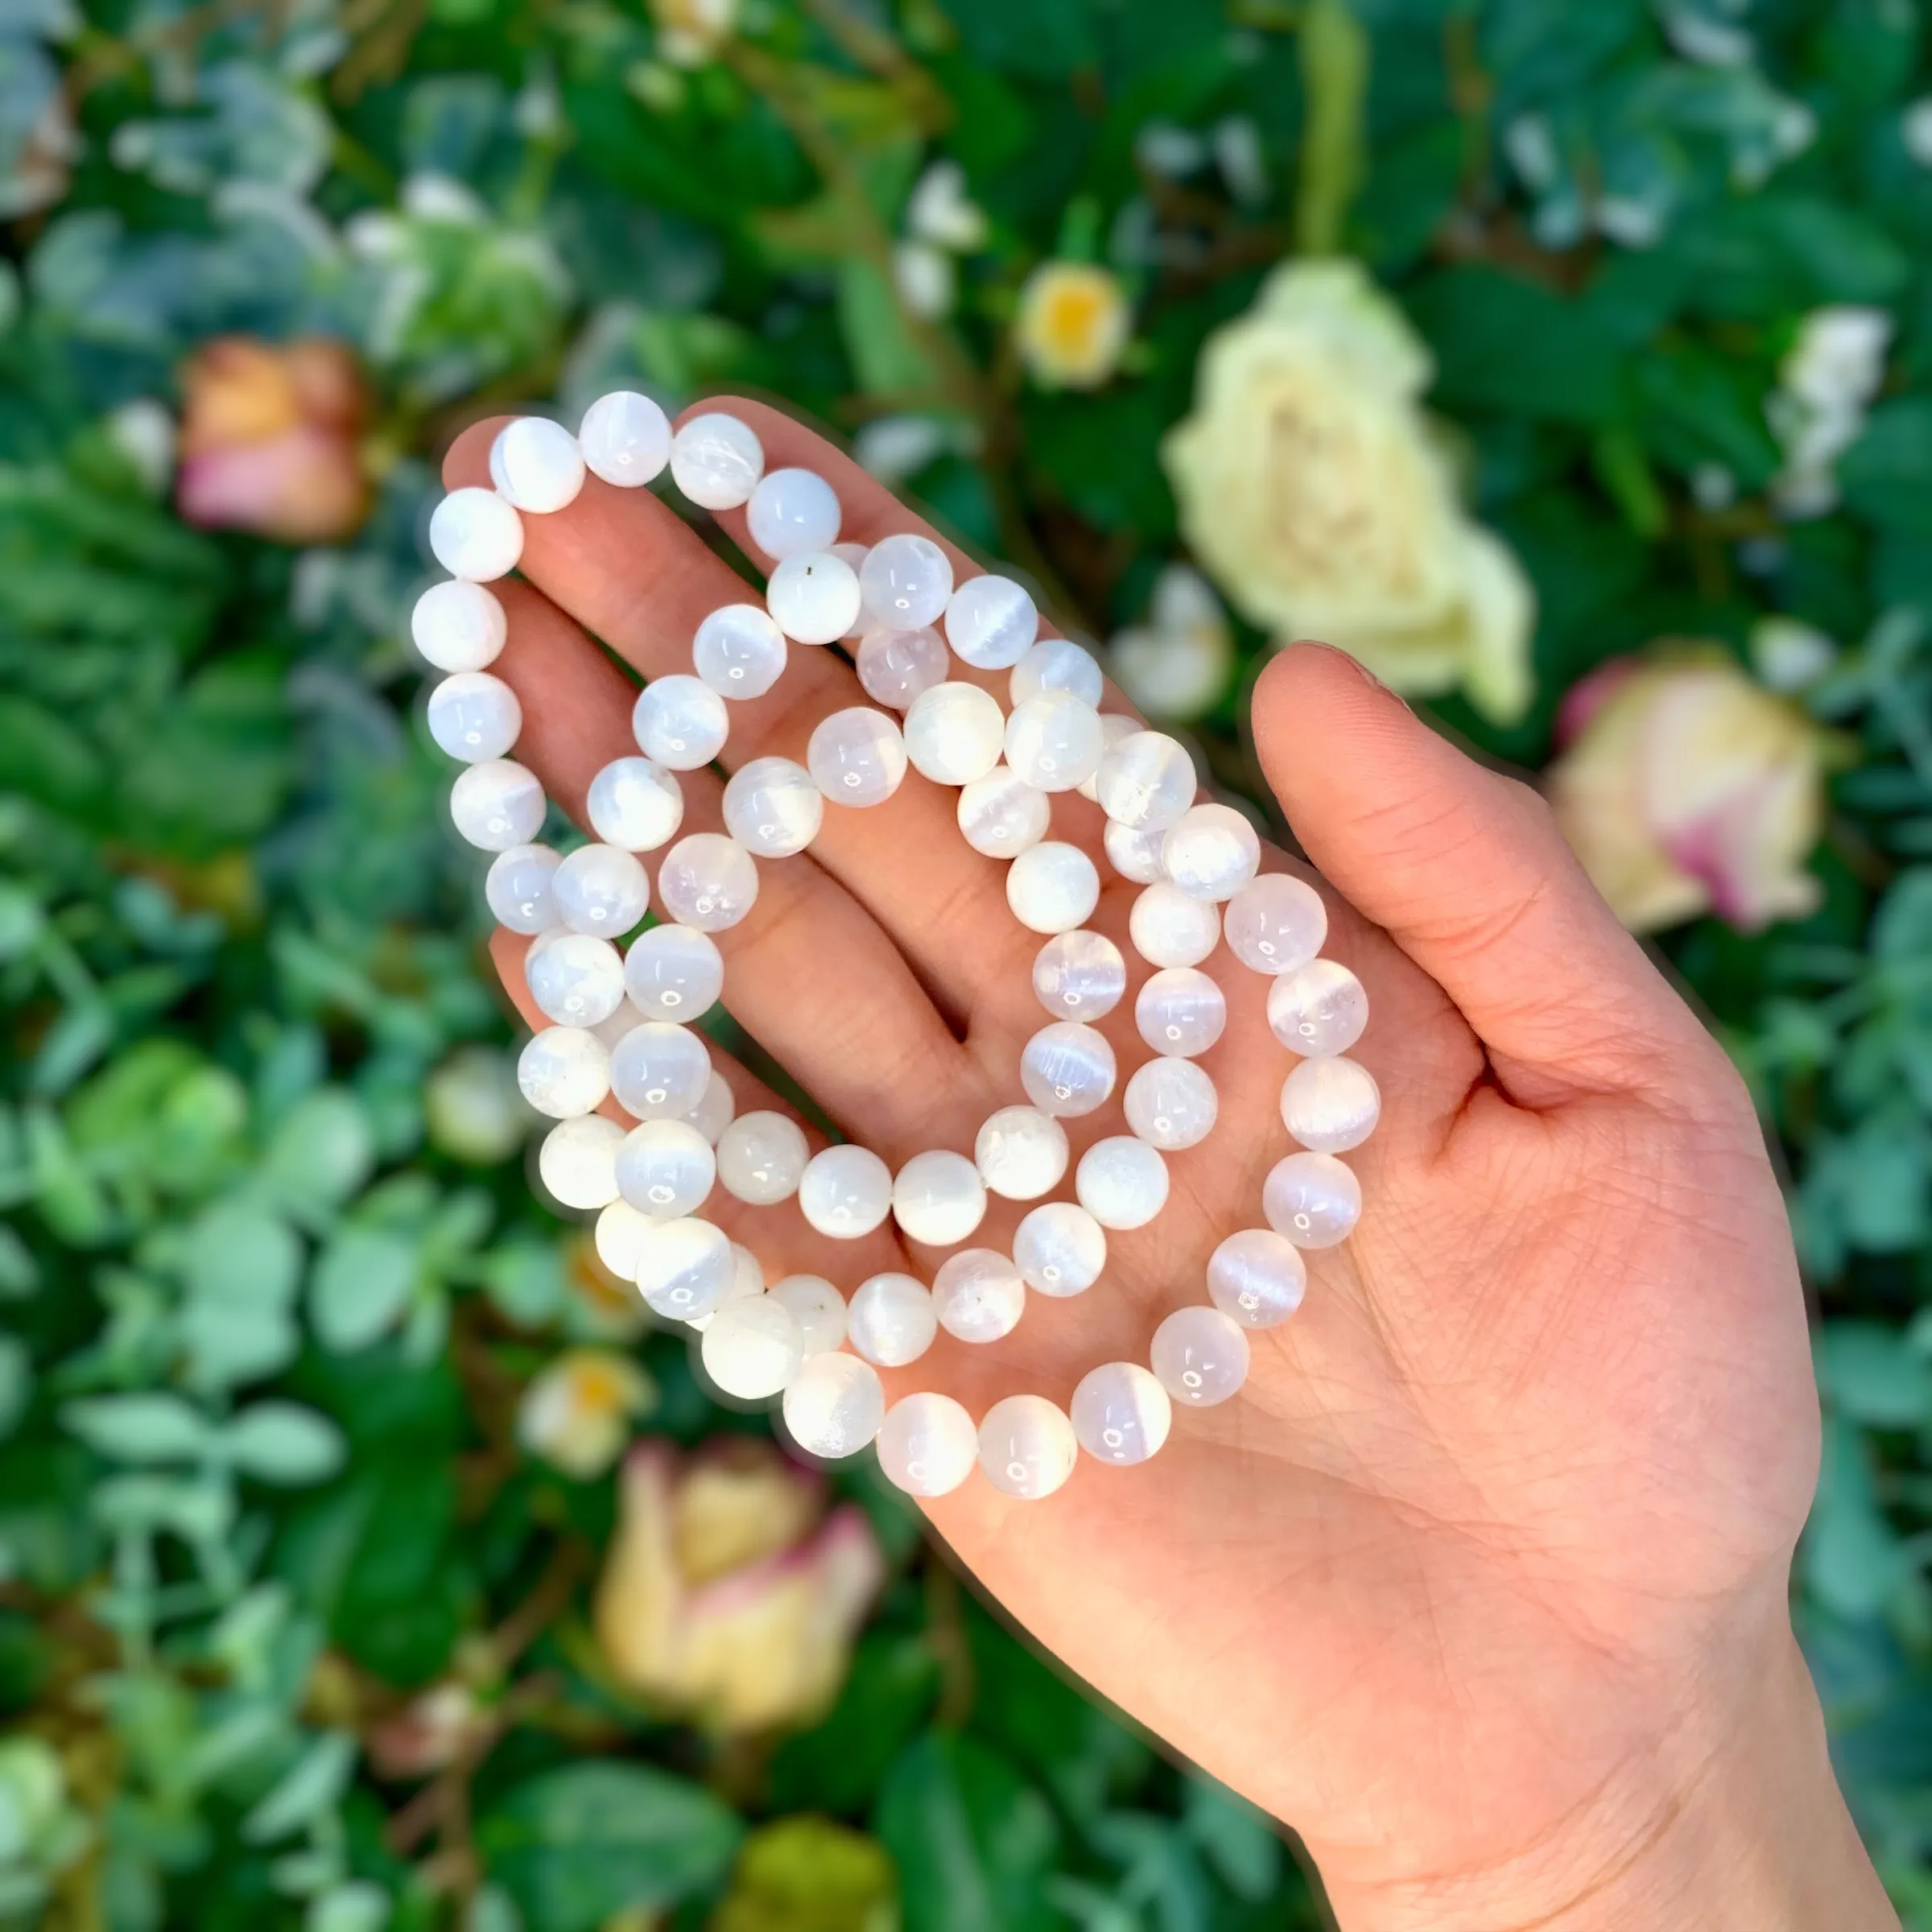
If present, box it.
[444,400,1895,1931]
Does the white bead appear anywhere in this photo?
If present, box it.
[1208,1229,1308,1328]
[1013,1203,1105,1297]
[746,468,842,559]
[579,390,671,487]
[957,767,1051,858]
[892,1150,988,1246]
[768,550,862,645]
[830,543,870,638]
[623,924,724,1022]
[1005,691,1104,793]
[670,411,764,510]
[978,1394,1076,1500]
[1032,931,1125,1021]
[932,1249,1026,1344]
[877,1392,977,1496]
[1224,873,1327,976]
[1075,1135,1169,1230]
[1135,967,1227,1057]
[946,575,1038,670]
[1280,1056,1381,1154]
[551,844,650,937]
[1129,882,1220,968]
[586,757,683,852]
[526,932,626,1026]
[692,605,787,700]
[1162,802,1261,901]
[657,834,758,931]
[1124,1056,1218,1150]
[768,1274,848,1355]
[538,1115,624,1211]
[485,844,560,933]
[1010,637,1104,709]
[1077,715,1141,804]
[1005,841,1099,934]
[1071,1362,1171,1466]
[903,682,1005,786]
[723,756,824,857]
[1262,1151,1361,1248]
[633,675,729,770]
[1104,819,1166,884]
[427,671,522,762]
[518,1026,610,1119]
[608,1020,711,1119]
[974,1105,1069,1199]
[1150,1306,1250,1408]
[615,1118,716,1216]
[412,580,506,672]
[634,1216,735,1320]
[489,416,585,514]
[683,1070,736,1145]
[590,996,650,1052]
[1020,1022,1115,1117]
[1095,731,1195,831]
[692,1244,766,1335]
[860,532,953,629]
[1267,959,1369,1058]
[782,1352,885,1459]
[798,1144,893,1238]
[429,486,523,580]
[717,1111,810,1205]
[807,708,906,807]
[848,1274,937,1368]
[595,1199,658,1282]
[701,1296,803,1400]
[857,625,949,708]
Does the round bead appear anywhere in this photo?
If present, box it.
[1208,1229,1308,1329]
[903,683,1005,786]
[551,844,650,937]
[1280,1056,1381,1154]
[1078,715,1141,804]
[615,1118,716,1217]
[670,412,763,510]
[723,756,823,857]
[485,844,560,934]
[489,416,585,514]
[692,605,787,700]
[1095,731,1196,832]
[848,1274,938,1368]
[932,1249,1026,1344]
[768,551,862,645]
[429,486,523,580]
[1005,691,1104,793]
[957,767,1051,858]
[526,932,626,1026]
[717,1111,811,1205]
[683,1070,736,1145]
[1129,883,1220,968]
[892,1150,988,1247]
[830,543,870,638]
[1013,1202,1105,1297]
[590,997,649,1052]
[1267,959,1369,1058]
[1135,967,1228,1058]
[857,625,949,709]
[516,1026,609,1119]
[974,1105,1070,1199]
[1005,841,1099,935]
[860,533,954,630]
[595,1199,657,1282]
[782,1353,885,1460]
[798,1145,893,1239]
[579,390,671,487]
[686,1243,770,1334]
[633,675,729,770]
[623,924,724,1023]
[1075,1136,1169,1231]
[634,1216,735,1320]
[1162,803,1261,902]
[1262,1151,1362,1248]
[608,1020,711,1119]
[537,1115,624,1211]
[1123,1056,1218,1150]
[657,834,758,931]
[978,1395,1076,1501]
[1071,1362,1172,1466]
[877,1393,977,1496]
[427,671,522,762]
[747,467,842,559]
[1010,638,1104,709]
[1020,1022,1115,1118]
[412,580,506,672]
[946,575,1038,670]
[1224,873,1328,976]
[1104,819,1166,884]
[1150,1307,1250,1408]
[701,1296,803,1400]
[586,757,683,852]
[807,708,906,807]
[768,1274,848,1355]
[1032,931,1126,1021]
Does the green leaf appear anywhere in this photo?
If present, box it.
[0,1340,29,1443]
[261,1090,376,1219]
[218,1404,347,1486]
[1817,1326,1932,1430]
[1295,0,1369,256]
[309,1227,420,1353]
[1182,1774,1283,1902]
[242,1730,358,1845]
[62,1393,211,1463]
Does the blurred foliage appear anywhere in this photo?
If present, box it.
[2,0,1932,1928]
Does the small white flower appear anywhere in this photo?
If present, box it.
[1750,617,1837,693]
[1903,97,1932,167]
[105,399,176,497]
[1212,117,1269,206]
[893,240,955,320]
[906,159,988,254]
[1781,307,1892,415]
[401,172,487,225]
[1108,566,1234,723]
[852,414,966,484]
[1135,122,1208,179]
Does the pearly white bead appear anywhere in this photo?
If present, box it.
[782,1352,885,1459]
[717,1111,811,1206]
[1075,1136,1169,1231]
[830,543,870,638]
[1224,873,1327,976]
[1077,714,1141,804]
[579,390,671,487]
[594,1199,658,1282]
[608,1020,712,1120]
[701,1296,803,1400]
[1150,1306,1249,1407]
[1095,730,1196,831]
[683,1069,736,1146]
[586,757,683,852]
[957,766,1051,858]
[692,604,787,700]
[946,574,1038,669]
[978,1394,1077,1500]
[860,532,954,630]
[1208,1228,1308,1328]
[1006,841,1100,934]
[1280,1056,1381,1153]
[622,924,724,1023]
[807,708,907,806]
[723,756,824,857]
[1104,818,1167,884]
[932,1249,1026,1344]
[857,625,949,709]
[768,1274,848,1355]
[657,833,758,931]
[877,1392,978,1496]
[903,682,1006,786]
[848,1274,938,1368]
[412,580,506,672]
[1135,967,1228,1058]
[1013,1201,1105,1297]
[489,416,585,514]
[1129,882,1220,968]
[797,1144,894,1238]
[1123,1055,1219,1150]
[1162,802,1261,901]
[525,931,626,1027]
[769,550,863,645]
[1032,930,1126,1021]
[670,412,764,510]
[427,671,522,762]
[1266,958,1369,1058]
[746,467,841,559]
[688,1241,769,1334]
[537,1114,625,1211]
[634,1216,735,1320]
[633,675,729,770]
[1262,1151,1361,1248]
[973,1104,1070,1199]
[517,1026,610,1119]
[551,844,650,937]
[892,1150,988,1247]
[1010,637,1104,708]
[1005,691,1105,792]
[614,1117,716,1217]
[1071,1362,1171,1466]
[1020,1022,1116,1118]
[429,486,523,580]
[485,844,560,933]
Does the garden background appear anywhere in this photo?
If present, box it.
[5,0,1932,1927]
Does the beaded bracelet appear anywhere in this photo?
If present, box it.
[415,396,1377,1502]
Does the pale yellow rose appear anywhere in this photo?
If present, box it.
[1162,259,1534,723]
[517,1348,655,1479]
[1015,262,1131,390]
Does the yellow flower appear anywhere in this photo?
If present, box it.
[712,1817,898,1932]
[517,1348,655,1480]
[1162,259,1534,723]
[1015,262,1131,390]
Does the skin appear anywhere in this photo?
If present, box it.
[446,398,1898,1930]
